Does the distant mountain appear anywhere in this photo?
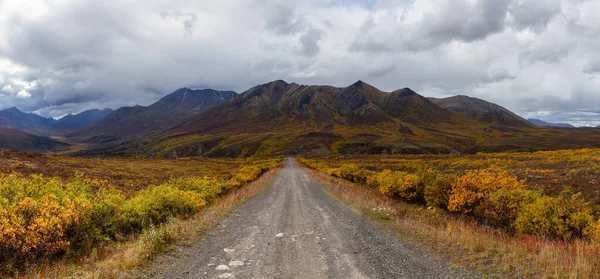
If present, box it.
[528,118,574,128]
[68,88,237,138]
[0,127,70,153]
[0,107,56,135]
[56,109,114,129]
[0,107,115,135]
[428,95,532,127]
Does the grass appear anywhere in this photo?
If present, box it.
[299,162,600,278]
[13,166,281,278]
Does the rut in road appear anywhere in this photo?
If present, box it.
[147,159,479,279]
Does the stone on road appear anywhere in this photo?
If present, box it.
[146,159,479,279]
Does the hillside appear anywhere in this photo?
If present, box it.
[56,109,114,130]
[67,88,237,140]
[69,80,600,158]
[0,107,57,135]
[0,127,70,153]
[428,95,532,127]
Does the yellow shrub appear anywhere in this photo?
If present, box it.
[448,170,525,214]
[0,194,89,266]
[475,188,539,228]
[514,193,595,240]
[373,169,420,201]
[121,185,206,234]
[424,174,454,209]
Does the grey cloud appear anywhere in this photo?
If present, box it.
[160,11,198,34]
[298,28,323,57]
[584,61,600,74]
[481,69,516,84]
[352,0,511,53]
[262,2,305,35]
[509,0,562,31]
[0,0,599,125]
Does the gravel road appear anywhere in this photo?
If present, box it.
[146,159,479,279]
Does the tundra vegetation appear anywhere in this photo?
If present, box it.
[299,148,600,278]
[0,150,279,276]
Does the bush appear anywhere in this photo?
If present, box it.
[514,192,595,240]
[448,170,525,214]
[120,185,206,234]
[0,194,89,268]
[424,174,454,209]
[167,176,223,203]
[371,169,420,201]
[414,168,440,204]
[474,188,539,228]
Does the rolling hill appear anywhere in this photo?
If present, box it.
[0,128,70,153]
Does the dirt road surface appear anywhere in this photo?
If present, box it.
[144,159,479,279]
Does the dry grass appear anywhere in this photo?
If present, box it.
[17,167,280,279]
[299,163,600,279]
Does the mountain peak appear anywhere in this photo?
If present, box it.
[392,88,418,97]
[4,107,22,113]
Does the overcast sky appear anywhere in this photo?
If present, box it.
[0,0,599,126]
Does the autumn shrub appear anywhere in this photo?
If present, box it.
[414,168,440,204]
[475,188,539,229]
[120,185,206,235]
[448,170,525,214]
[168,176,224,203]
[424,174,454,209]
[514,192,595,240]
[370,169,420,201]
[590,220,600,242]
[0,174,94,270]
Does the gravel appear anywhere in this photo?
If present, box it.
[143,159,482,279]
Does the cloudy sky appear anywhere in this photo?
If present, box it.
[0,0,599,126]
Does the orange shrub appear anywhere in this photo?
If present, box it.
[448,170,525,214]
[0,194,89,268]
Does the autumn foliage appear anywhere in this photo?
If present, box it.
[299,151,600,242]
[0,157,279,274]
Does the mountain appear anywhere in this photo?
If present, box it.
[56,109,114,129]
[428,95,532,127]
[21,80,599,158]
[0,127,70,153]
[0,107,57,135]
[528,118,575,128]
[76,80,546,157]
[68,88,237,139]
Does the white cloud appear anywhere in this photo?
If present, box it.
[16,89,31,99]
[0,0,597,125]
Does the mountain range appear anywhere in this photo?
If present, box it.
[1,80,599,156]
[527,118,575,128]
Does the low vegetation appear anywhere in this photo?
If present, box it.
[299,149,600,278]
[0,150,279,276]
